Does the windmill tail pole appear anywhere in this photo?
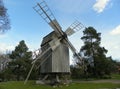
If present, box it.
[24,47,51,84]
[24,63,35,84]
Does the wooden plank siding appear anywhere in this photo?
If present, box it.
[40,31,70,74]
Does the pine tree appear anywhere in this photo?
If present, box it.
[80,27,111,78]
[9,40,32,80]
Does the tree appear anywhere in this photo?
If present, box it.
[80,27,112,78]
[8,40,32,80]
[0,0,10,33]
[0,53,12,81]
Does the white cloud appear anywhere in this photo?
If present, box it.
[101,32,120,61]
[102,41,120,60]
[0,41,38,54]
[0,34,7,38]
[110,25,120,35]
[93,0,110,13]
[0,43,15,54]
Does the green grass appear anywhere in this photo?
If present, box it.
[0,81,120,89]
[112,74,120,80]
[0,74,120,89]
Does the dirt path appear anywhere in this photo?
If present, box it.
[73,79,120,84]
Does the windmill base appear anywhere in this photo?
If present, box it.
[36,73,72,86]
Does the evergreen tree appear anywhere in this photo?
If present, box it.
[80,27,111,78]
[9,40,32,80]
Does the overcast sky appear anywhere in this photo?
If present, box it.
[0,0,120,62]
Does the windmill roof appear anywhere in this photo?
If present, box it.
[41,31,56,46]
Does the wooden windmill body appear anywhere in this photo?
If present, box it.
[40,31,70,74]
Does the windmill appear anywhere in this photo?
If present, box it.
[25,0,85,84]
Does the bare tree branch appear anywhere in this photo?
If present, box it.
[0,0,10,34]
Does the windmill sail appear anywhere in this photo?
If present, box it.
[65,20,85,36]
[33,1,63,36]
[49,19,62,36]
[63,37,83,63]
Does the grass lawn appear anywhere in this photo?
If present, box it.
[0,81,120,89]
[0,74,120,89]
[112,74,120,80]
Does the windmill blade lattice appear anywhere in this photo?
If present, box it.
[33,0,63,36]
[33,0,55,23]
[65,20,85,36]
